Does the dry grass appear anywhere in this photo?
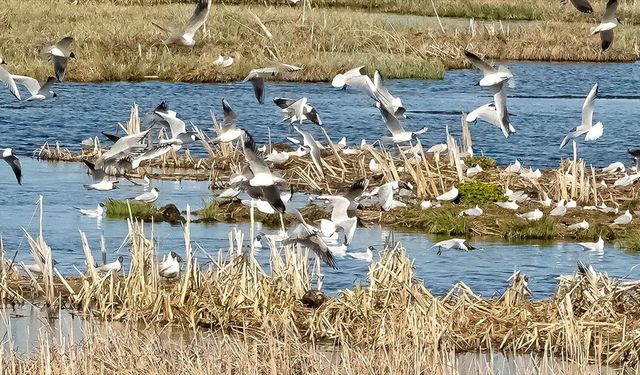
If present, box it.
[2,0,639,83]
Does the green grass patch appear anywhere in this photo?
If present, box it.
[501,216,558,240]
[384,206,469,236]
[464,156,496,171]
[106,199,161,220]
[615,230,640,252]
[458,182,506,206]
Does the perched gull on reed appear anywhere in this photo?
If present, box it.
[243,63,302,104]
[504,160,521,173]
[0,148,22,184]
[152,0,211,47]
[40,36,76,82]
[496,201,519,210]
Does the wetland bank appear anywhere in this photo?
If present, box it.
[3,0,640,372]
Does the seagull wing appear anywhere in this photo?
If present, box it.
[273,97,296,109]
[585,121,603,141]
[0,66,21,100]
[464,50,496,75]
[52,55,69,82]
[317,195,351,221]
[568,0,593,13]
[102,130,150,161]
[603,0,618,21]
[600,29,614,51]
[155,111,186,137]
[378,104,405,136]
[182,0,212,39]
[345,75,375,98]
[492,83,512,138]
[260,185,287,213]
[55,36,75,54]
[11,75,40,96]
[243,133,271,177]
[37,77,57,95]
[221,99,237,131]
[1,152,22,184]
[250,77,265,104]
[342,178,368,202]
[284,224,337,269]
[581,83,598,127]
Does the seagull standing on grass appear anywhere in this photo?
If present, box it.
[152,0,212,47]
[567,220,589,230]
[517,208,543,221]
[613,210,632,225]
[549,199,567,217]
[130,187,160,203]
[40,36,76,82]
[0,148,22,184]
[430,239,476,256]
[243,63,302,104]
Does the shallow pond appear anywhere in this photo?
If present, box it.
[1,62,639,168]
[0,159,639,299]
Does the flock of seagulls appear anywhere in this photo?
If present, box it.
[0,0,634,275]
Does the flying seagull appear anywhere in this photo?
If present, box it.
[341,178,369,210]
[316,195,358,245]
[430,239,476,256]
[11,76,57,101]
[274,97,322,126]
[152,0,212,47]
[154,108,199,149]
[212,99,245,143]
[378,103,427,143]
[243,63,302,104]
[293,125,324,178]
[40,36,76,82]
[560,83,603,149]
[466,103,516,137]
[332,65,367,89]
[83,160,119,191]
[591,0,619,52]
[464,50,515,88]
[0,148,22,184]
[0,58,20,100]
[283,209,338,269]
[561,0,593,13]
[243,132,285,187]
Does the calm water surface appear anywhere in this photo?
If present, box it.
[1,62,640,299]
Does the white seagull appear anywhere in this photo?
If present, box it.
[466,103,516,137]
[293,126,324,178]
[1,148,22,184]
[316,195,358,245]
[130,187,159,203]
[464,50,515,88]
[496,201,519,210]
[345,246,375,262]
[0,58,21,100]
[40,36,76,82]
[504,160,521,173]
[460,205,483,217]
[590,0,619,51]
[96,256,124,274]
[560,83,603,149]
[466,164,483,177]
[77,204,104,218]
[567,220,589,230]
[12,76,57,101]
[436,185,459,202]
[613,210,632,225]
[212,99,245,143]
[517,208,543,221]
[243,63,302,104]
[602,161,625,174]
[378,103,427,143]
[430,238,476,256]
[578,236,604,252]
[152,0,211,47]
[549,199,567,217]
[159,251,181,278]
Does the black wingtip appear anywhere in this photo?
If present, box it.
[83,159,95,171]
[155,101,169,114]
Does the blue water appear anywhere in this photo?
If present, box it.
[2,62,640,299]
[1,62,639,168]
[0,158,638,300]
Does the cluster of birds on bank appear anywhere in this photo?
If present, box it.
[0,0,635,274]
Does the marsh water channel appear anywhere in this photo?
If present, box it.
[1,62,640,299]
